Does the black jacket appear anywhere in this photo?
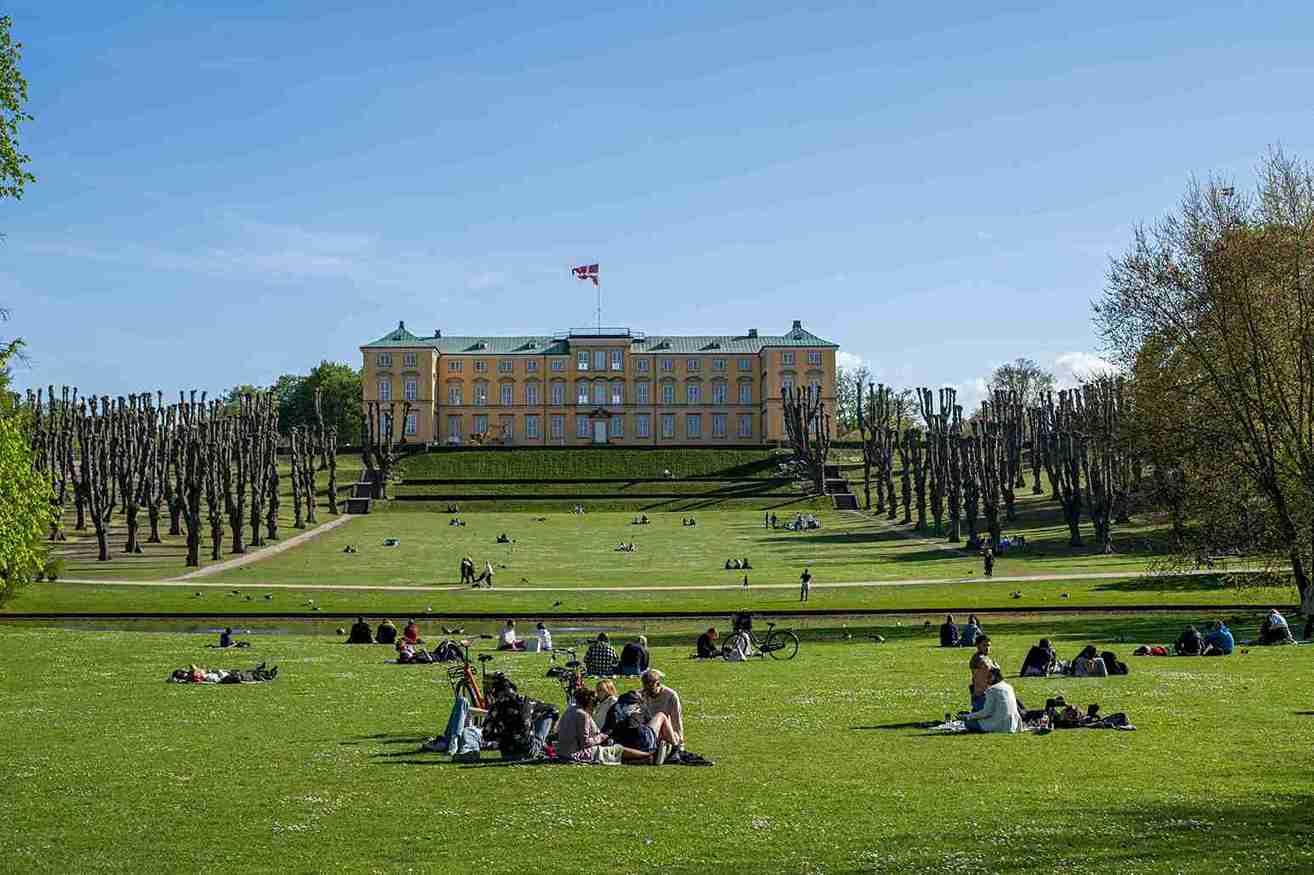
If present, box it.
[619,642,649,673]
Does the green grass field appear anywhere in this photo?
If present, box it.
[399,447,787,480]
[2,619,1310,873]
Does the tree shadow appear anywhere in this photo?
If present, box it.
[850,721,936,730]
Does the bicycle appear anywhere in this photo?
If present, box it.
[546,647,586,705]
[722,619,800,661]
[447,641,493,709]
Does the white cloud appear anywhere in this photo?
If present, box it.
[836,350,868,373]
[1053,351,1118,387]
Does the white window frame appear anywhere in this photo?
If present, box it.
[550,414,564,439]
[593,350,607,371]
[687,358,701,371]
[378,379,391,401]
[686,413,702,439]
[660,358,673,371]
[660,414,675,438]
[712,413,727,438]
[686,384,700,404]
[498,359,513,374]
[551,383,564,406]
[592,381,607,405]
[738,414,752,438]
[610,349,623,371]
[782,351,795,365]
[448,385,463,405]
[403,352,417,367]
[377,353,392,367]
[577,350,589,371]
[447,415,461,439]
[404,412,418,436]
[473,414,488,435]
[808,351,822,365]
[609,415,623,438]
[576,416,591,438]
[527,360,539,372]
[500,384,513,406]
[526,383,540,405]
[526,414,540,439]
[576,382,589,405]
[474,383,488,406]
[661,384,675,405]
[637,359,650,373]
[610,383,623,405]
[551,359,565,372]
[636,382,650,405]
[738,357,752,370]
[404,378,418,401]
[738,383,752,404]
[711,382,726,404]
[474,360,488,373]
[448,360,463,372]
[635,413,650,438]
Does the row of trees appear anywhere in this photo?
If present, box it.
[26,387,344,567]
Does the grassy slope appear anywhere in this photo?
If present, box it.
[1,624,1310,873]
[400,447,785,480]
[47,456,364,581]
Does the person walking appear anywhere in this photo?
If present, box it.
[799,567,813,602]
[983,546,995,578]
[481,560,496,589]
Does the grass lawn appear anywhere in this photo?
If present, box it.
[400,447,786,480]
[1,619,1310,873]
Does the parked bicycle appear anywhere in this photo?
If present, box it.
[447,641,493,708]
[546,647,586,705]
[722,613,800,660]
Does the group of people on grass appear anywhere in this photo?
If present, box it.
[938,614,986,648]
[581,632,651,677]
[722,557,752,570]
[460,556,497,587]
[496,619,553,652]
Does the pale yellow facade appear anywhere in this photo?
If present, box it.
[360,322,838,447]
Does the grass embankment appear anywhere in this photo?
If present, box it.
[46,456,364,581]
[1,623,1310,873]
[399,447,786,480]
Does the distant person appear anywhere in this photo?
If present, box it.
[459,557,474,585]
[375,618,398,645]
[1259,609,1294,645]
[347,617,374,645]
[536,622,552,652]
[1202,619,1234,655]
[1174,625,1203,656]
[741,557,751,569]
[964,667,1022,734]
[475,560,495,588]
[219,627,235,648]
[696,627,719,659]
[770,513,778,529]
[939,614,960,648]
[982,546,995,578]
[403,619,421,645]
[960,615,983,648]
[619,636,650,677]
[1072,645,1108,677]
[584,632,619,677]
[968,635,997,711]
[1019,639,1057,677]
[799,568,813,603]
[498,620,525,651]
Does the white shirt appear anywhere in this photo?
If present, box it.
[967,682,1022,733]
[537,628,552,650]
[498,627,518,647]
[1270,612,1288,629]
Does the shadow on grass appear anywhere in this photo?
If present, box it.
[850,721,935,731]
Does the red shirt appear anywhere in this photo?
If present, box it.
[404,623,419,643]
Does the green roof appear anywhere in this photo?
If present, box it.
[363,322,838,354]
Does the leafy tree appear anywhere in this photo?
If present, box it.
[280,361,364,444]
[987,357,1056,409]
[834,364,872,435]
[0,16,34,203]
[0,380,50,604]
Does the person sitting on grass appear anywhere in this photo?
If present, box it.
[594,679,619,731]
[483,675,557,762]
[584,632,620,676]
[695,627,719,659]
[1071,645,1109,677]
[375,618,398,645]
[536,622,552,652]
[1259,609,1294,645]
[959,615,984,647]
[496,533,511,544]
[1174,625,1203,656]
[1202,619,1234,655]
[640,669,685,754]
[347,617,374,645]
[498,619,526,651]
[619,636,650,677]
[724,559,734,570]
[741,557,752,569]
[218,627,237,648]
[557,687,650,765]
[403,619,421,645]
[939,614,960,648]
[1019,639,1057,677]
[968,635,997,711]
[964,667,1022,734]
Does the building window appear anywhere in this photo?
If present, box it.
[498,359,513,374]
[660,358,673,371]
[738,383,752,404]
[378,379,391,401]
[687,358,701,371]
[738,414,752,438]
[610,349,623,371]
[780,376,795,394]
[713,358,726,370]
[609,416,623,438]
[686,383,701,404]
[447,415,460,440]
[610,382,624,405]
[550,414,564,439]
[378,353,392,367]
[474,383,488,406]
[686,414,702,439]
[808,351,822,365]
[808,380,822,398]
[551,382,564,406]
[593,350,606,371]
[551,359,565,371]
[635,413,650,438]
[712,413,727,438]
[448,360,463,372]
[577,350,589,370]
[711,382,726,404]
[636,382,650,405]
[501,416,514,442]
[589,381,604,405]
[475,360,488,373]
[448,385,463,405]
[404,378,418,401]
[738,357,752,370]
[500,384,513,406]
[660,414,675,438]
[782,351,795,365]
[526,383,540,405]
[576,416,590,438]
[404,412,418,436]
[526,414,540,439]
[637,359,649,373]
[403,352,417,368]
[576,381,589,405]
[474,414,488,436]
[527,360,539,372]
[661,383,675,405]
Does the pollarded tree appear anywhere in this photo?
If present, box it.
[781,386,832,496]
[1051,390,1087,547]
[1078,376,1135,554]
[76,396,118,562]
[991,390,1024,522]
[905,427,929,530]
[919,387,961,540]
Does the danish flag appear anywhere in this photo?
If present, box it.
[572,263,599,286]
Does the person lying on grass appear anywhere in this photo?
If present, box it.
[557,687,652,765]
[610,690,678,765]
[396,639,433,664]
[1019,639,1057,677]
[498,620,526,651]
[169,663,278,684]
[695,627,719,659]
[963,668,1022,734]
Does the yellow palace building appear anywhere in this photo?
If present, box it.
[360,321,838,446]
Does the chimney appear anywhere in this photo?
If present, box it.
[433,329,442,338]
[399,320,406,330]
[747,328,758,338]
[792,319,802,331]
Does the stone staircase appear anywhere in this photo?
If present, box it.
[823,464,858,510]
[346,470,386,515]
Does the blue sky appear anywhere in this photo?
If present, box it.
[4,1,1313,405]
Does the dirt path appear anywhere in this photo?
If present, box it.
[59,565,1265,595]
[171,515,358,580]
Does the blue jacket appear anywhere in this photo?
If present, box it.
[1204,624,1234,654]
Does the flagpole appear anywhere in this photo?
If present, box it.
[596,279,601,331]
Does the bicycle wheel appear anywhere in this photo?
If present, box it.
[454,679,477,706]
[765,630,799,660]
